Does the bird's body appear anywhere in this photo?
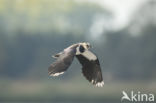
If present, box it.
[48,42,104,87]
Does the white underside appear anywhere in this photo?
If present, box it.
[81,50,97,61]
[76,47,97,61]
[50,72,64,76]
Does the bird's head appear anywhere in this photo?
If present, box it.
[75,42,91,54]
[76,42,92,55]
[79,42,91,50]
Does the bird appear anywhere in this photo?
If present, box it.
[48,42,104,87]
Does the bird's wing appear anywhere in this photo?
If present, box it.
[76,50,104,87]
[48,48,76,76]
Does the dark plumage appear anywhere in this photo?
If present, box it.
[48,44,78,76]
[76,55,103,86]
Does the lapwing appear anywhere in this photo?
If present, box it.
[48,42,104,87]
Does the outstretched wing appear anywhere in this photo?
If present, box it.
[48,48,76,76]
[76,50,104,87]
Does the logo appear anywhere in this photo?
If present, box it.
[121,91,155,102]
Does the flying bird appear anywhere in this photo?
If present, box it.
[48,42,104,87]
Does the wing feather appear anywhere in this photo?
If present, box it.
[76,51,104,87]
[48,48,76,76]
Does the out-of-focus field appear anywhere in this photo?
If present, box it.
[0,78,155,102]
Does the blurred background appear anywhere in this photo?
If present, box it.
[0,0,156,103]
